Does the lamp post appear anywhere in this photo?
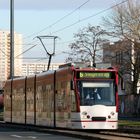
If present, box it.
[10,0,14,79]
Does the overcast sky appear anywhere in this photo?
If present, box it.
[0,0,124,63]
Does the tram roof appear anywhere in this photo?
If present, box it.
[59,62,118,72]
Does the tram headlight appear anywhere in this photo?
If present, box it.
[82,111,87,115]
[108,115,111,119]
[110,111,115,116]
[108,111,115,119]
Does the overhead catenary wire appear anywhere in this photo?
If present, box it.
[15,44,37,58]
[23,0,128,41]
[23,0,90,40]
[15,38,74,58]
[23,0,128,53]
[17,0,129,61]
[51,0,128,34]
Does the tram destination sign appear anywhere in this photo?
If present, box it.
[79,72,111,79]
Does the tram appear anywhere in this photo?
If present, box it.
[4,63,120,129]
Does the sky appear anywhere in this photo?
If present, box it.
[0,0,124,63]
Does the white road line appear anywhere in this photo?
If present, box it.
[11,135,22,138]
[10,133,52,139]
[27,136,37,139]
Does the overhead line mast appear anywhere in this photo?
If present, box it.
[10,0,14,79]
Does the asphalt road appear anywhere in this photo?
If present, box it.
[0,122,140,140]
[0,126,85,140]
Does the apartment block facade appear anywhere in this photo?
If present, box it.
[0,30,22,88]
[21,62,64,76]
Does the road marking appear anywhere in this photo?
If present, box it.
[11,135,37,139]
[10,133,52,139]
[11,135,22,138]
[27,136,37,139]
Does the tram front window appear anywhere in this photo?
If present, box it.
[78,81,115,106]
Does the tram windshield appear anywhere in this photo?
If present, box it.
[77,81,115,106]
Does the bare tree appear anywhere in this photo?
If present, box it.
[65,24,108,67]
[103,0,140,94]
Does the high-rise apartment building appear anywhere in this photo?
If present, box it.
[13,32,23,77]
[0,31,8,84]
[22,62,64,76]
[0,30,23,88]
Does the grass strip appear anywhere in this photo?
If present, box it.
[119,120,140,127]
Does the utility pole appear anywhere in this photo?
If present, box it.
[10,0,14,79]
[37,36,58,70]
